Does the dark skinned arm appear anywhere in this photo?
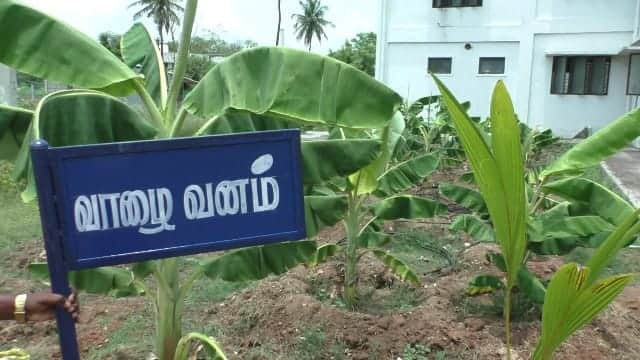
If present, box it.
[0,292,79,322]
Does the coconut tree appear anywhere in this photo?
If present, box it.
[276,0,282,46]
[129,0,184,56]
[292,0,334,51]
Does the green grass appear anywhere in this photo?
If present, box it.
[391,227,461,275]
[86,300,154,360]
[0,163,41,279]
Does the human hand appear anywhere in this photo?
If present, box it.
[25,292,79,322]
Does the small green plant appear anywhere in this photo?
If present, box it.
[306,118,448,307]
[533,209,640,359]
[173,332,228,360]
[433,76,527,360]
[433,75,640,359]
[401,344,431,360]
[440,95,640,308]
[295,326,328,359]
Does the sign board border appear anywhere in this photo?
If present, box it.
[46,129,306,270]
[30,129,307,360]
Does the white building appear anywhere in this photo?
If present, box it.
[376,0,640,137]
[0,64,16,106]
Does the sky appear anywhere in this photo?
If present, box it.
[21,0,378,54]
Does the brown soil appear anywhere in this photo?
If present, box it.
[208,241,640,359]
[3,158,640,359]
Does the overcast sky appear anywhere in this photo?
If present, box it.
[21,0,378,54]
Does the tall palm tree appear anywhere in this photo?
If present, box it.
[292,0,334,51]
[129,0,184,57]
[276,0,282,46]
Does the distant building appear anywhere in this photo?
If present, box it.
[0,64,16,105]
[376,0,640,137]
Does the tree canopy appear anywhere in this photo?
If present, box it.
[292,0,334,51]
[328,32,376,77]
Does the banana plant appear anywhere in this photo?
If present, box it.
[303,112,448,308]
[432,76,529,360]
[395,95,486,166]
[173,333,227,360]
[0,1,402,358]
[533,208,640,359]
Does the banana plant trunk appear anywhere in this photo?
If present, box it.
[154,259,183,360]
[343,196,360,308]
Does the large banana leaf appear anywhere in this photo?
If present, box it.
[371,250,420,285]
[193,108,295,136]
[0,1,139,96]
[304,195,348,238]
[357,231,392,249]
[450,214,495,242]
[174,333,228,360]
[374,153,439,197]
[182,47,402,130]
[122,23,168,108]
[201,241,317,282]
[307,244,340,266]
[467,274,504,295]
[517,266,546,304]
[301,139,381,185]
[14,91,157,201]
[29,263,142,298]
[439,183,488,216]
[541,107,640,179]
[0,104,32,160]
[433,77,527,285]
[372,195,447,220]
[543,177,633,225]
[528,215,615,255]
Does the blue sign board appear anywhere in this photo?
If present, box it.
[30,129,306,359]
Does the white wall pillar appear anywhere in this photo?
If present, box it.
[0,64,17,105]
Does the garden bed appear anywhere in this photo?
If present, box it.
[2,156,640,359]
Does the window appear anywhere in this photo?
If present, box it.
[479,57,505,74]
[550,56,610,95]
[428,57,452,74]
[627,54,640,95]
[433,0,482,8]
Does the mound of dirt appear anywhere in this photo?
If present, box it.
[210,242,640,359]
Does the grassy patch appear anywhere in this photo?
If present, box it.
[86,300,154,360]
[390,227,460,275]
[0,163,41,280]
[401,343,447,360]
[455,289,540,322]
[293,325,347,360]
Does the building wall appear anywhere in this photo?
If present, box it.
[529,33,632,137]
[377,0,640,137]
[385,41,519,117]
[0,64,16,106]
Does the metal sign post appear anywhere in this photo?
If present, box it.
[30,130,306,359]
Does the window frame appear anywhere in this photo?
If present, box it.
[477,57,506,75]
[550,55,611,96]
[433,0,483,8]
[627,54,640,95]
[427,57,453,75]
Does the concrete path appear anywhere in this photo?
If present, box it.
[602,147,640,207]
